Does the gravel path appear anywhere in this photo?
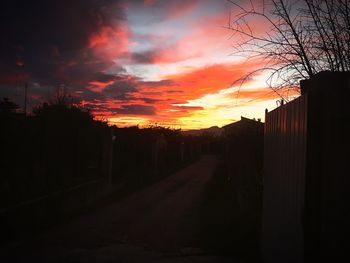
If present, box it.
[2,155,238,263]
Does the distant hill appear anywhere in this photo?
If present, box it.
[181,117,263,137]
[181,126,223,137]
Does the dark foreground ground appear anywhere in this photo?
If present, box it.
[0,155,260,263]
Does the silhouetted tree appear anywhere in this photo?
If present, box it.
[32,102,92,122]
[32,87,92,122]
[0,97,19,114]
[227,0,350,98]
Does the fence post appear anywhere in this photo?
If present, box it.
[107,127,115,192]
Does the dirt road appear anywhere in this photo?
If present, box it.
[2,155,237,263]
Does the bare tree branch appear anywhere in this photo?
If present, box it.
[226,0,350,96]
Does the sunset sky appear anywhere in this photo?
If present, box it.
[0,0,293,129]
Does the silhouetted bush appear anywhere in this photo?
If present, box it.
[111,125,204,187]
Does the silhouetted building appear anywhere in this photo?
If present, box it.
[222,116,263,135]
[223,117,264,213]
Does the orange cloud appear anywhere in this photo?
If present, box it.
[89,26,113,48]
[81,2,287,129]
[98,59,273,127]
[88,80,114,92]
[89,24,129,61]
[139,62,258,101]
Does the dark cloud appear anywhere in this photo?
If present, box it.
[94,71,123,83]
[132,50,158,64]
[101,75,175,102]
[101,75,138,102]
[77,89,108,102]
[0,0,192,118]
[166,90,183,93]
[82,101,115,115]
[130,47,179,65]
[0,0,125,86]
[104,76,138,94]
[81,101,157,116]
[140,97,162,104]
[117,104,156,115]
[126,31,176,64]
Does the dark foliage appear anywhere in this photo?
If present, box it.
[0,99,220,245]
[0,97,20,114]
[112,125,204,187]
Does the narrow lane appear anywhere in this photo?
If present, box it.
[3,155,236,262]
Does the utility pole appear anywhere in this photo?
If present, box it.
[24,82,28,116]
